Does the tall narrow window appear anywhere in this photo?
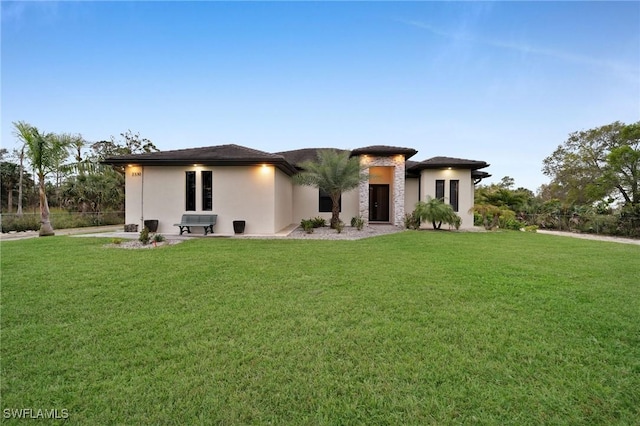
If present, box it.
[185,171,196,211]
[435,180,445,201]
[319,189,341,213]
[202,171,212,211]
[450,180,459,212]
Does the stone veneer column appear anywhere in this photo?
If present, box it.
[358,155,406,227]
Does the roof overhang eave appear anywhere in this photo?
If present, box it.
[101,158,298,176]
[407,163,490,173]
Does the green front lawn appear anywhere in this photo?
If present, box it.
[1,231,638,424]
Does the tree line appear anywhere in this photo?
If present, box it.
[1,122,157,235]
[474,120,639,237]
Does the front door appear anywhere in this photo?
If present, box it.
[369,184,390,222]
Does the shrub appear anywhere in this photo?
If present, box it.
[50,211,124,229]
[139,227,150,245]
[300,219,315,234]
[473,212,484,227]
[152,233,166,243]
[334,220,344,233]
[111,238,123,245]
[0,215,40,233]
[350,216,365,231]
[311,217,326,228]
[1,211,125,233]
[501,218,524,230]
[404,211,421,230]
[452,215,462,230]
[415,198,459,230]
[523,225,538,233]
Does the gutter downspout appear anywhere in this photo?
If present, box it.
[140,165,144,228]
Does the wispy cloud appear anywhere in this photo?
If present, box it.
[401,19,639,84]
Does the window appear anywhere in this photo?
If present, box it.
[319,189,341,213]
[185,171,196,211]
[450,180,459,212]
[435,180,445,201]
[202,171,212,211]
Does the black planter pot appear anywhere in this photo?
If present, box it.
[144,220,159,233]
[233,220,246,234]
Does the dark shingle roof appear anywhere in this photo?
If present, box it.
[408,156,489,171]
[350,145,418,160]
[103,144,488,178]
[472,170,492,182]
[275,148,349,168]
[102,144,298,175]
[404,160,421,178]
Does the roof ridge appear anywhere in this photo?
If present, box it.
[224,144,283,158]
[425,155,484,162]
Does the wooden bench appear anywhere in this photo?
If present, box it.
[174,214,217,235]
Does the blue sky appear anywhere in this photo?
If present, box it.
[2,1,639,191]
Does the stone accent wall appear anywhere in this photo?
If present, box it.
[358,155,406,226]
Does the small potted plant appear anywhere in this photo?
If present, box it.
[144,219,159,233]
[233,220,246,234]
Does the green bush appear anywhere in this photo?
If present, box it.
[311,217,326,228]
[300,219,315,234]
[1,214,40,233]
[1,211,124,233]
[50,214,92,229]
[404,211,421,230]
[501,217,524,230]
[452,215,462,230]
[496,209,523,230]
[350,216,365,230]
[50,212,124,228]
[473,212,483,227]
[334,220,344,233]
[523,225,538,233]
[139,227,150,245]
[152,233,166,243]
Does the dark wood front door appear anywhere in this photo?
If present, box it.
[369,184,390,222]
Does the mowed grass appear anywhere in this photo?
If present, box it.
[1,231,639,424]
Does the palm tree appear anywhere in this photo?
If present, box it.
[13,122,72,236]
[415,197,460,230]
[293,149,368,228]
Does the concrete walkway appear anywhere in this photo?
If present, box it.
[537,229,640,246]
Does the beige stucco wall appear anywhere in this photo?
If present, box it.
[404,177,419,214]
[124,165,143,227]
[141,166,189,234]
[420,169,475,229]
[125,165,288,235]
[292,185,359,224]
[212,165,276,234]
[125,165,187,233]
[274,168,293,232]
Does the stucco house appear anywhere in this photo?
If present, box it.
[103,144,490,235]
